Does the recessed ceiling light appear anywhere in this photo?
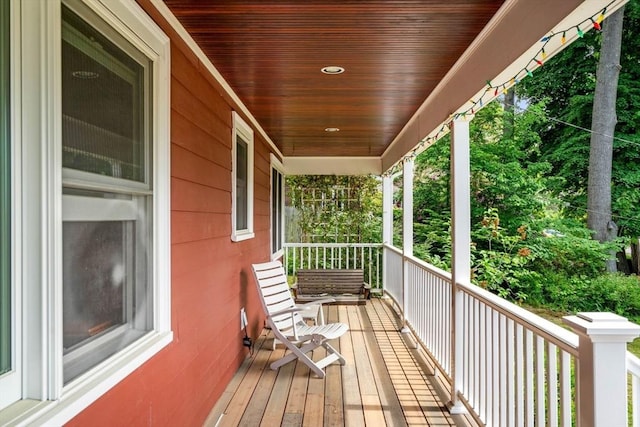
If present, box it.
[324,127,340,132]
[321,66,345,75]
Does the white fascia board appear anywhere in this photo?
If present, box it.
[283,157,381,176]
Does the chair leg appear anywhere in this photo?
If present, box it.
[322,342,346,365]
[271,339,326,378]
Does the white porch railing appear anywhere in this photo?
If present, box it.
[384,244,640,427]
[629,353,640,427]
[283,243,382,288]
[282,242,640,425]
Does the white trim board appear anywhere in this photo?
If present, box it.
[283,157,381,176]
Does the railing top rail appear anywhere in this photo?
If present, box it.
[284,243,383,248]
[628,351,640,377]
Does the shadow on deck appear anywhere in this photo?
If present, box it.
[205,298,477,426]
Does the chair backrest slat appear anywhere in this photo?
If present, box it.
[252,261,301,330]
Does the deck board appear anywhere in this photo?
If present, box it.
[206,298,476,426]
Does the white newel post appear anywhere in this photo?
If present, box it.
[449,117,471,414]
[564,312,640,427]
[382,174,393,294]
[401,158,414,332]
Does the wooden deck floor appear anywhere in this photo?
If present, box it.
[204,298,474,427]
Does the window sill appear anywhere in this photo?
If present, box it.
[231,231,255,242]
[1,331,173,427]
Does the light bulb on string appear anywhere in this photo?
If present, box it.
[541,49,547,60]
[591,18,601,31]
[577,26,584,38]
[561,32,566,44]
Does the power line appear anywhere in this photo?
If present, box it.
[512,103,640,148]
[552,200,640,225]
[545,115,640,148]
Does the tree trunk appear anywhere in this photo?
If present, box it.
[587,6,625,272]
[503,87,515,139]
[632,240,640,275]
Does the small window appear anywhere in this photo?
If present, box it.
[61,4,153,384]
[231,112,254,241]
[271,157,284,257]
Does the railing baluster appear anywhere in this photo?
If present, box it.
[634,372,640,427]
[323,246,326,268]
[560,351,572,426]
[499,314,507,426]
[536,336,546,427]
[491,308,498,425]
[526,330,534,427]
[516,324,524,426]
[314,246,318,269]
[479,302,486,422]
[507,318,516,426]
[547,343,558,427]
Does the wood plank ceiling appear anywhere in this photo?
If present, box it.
[164,1,505,158]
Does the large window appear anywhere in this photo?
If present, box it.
[231,112,254,241]
[271,156,284,258]
[0,0,171,422]
[61,4,153,384]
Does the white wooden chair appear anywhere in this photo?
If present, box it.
[251,261,348,378]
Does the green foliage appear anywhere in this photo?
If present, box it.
[410,93,635,312]
[518,0,640,238]
[286,175,382,243]
[534,273,640,323]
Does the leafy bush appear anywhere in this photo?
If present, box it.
[534,273,640,322]
[526,218,620,278]
[580,274,640,321]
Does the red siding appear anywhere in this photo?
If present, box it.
[66,2,274,425]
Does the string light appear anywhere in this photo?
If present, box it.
[387,1,617,173]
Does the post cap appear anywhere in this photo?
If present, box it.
[564,312,640,342]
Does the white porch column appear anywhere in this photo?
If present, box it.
[449,117,471,414]
[382,174,393,245]
[382,174,393,294]
[402,159,414,257]
[564,313,640,427]
[402,158,414,331]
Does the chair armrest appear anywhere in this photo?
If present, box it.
[268,306,305,318]
[362,282,372,299]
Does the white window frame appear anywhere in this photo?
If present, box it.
[270,154,285,260]
[0,0,172,424]
[0,0,21,410]
[231,111,254,242]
